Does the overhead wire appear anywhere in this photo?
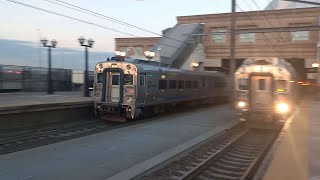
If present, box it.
[4,0,205,57]
[42,0,205,56]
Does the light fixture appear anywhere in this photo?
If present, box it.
[144,51,156,60]
[40,38,48,46]
[312,63,319,68]
[115,51,121,56]
[51,39,57,48]
[192,62,199,68]
[87,38,95,47]
[120,51,126,57]
[78,36,85,46]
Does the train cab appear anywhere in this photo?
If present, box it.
[235,58,297,127]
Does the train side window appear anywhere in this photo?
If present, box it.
[193,81,199,89]
[178,80,184,89]
[238,79,248,90]
[202,77,206,87]
[258,79,266,91]
[112,75,120,85]
[139,75,145,86]
[169,80,177,89]
[97,73,103,83]
[186,81,192,88]
[275,80,287,92]
[159,80,167,90]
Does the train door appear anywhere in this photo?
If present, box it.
[106,72,121,103]
[137,74,146,103]
[250,75,273,111]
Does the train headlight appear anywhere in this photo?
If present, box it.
[276,103,289,113]
[237,101,246,108]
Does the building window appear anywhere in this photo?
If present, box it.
[135,47,143,56]
[292,31,309,41]
[211,29,226,43]
[240,33,255,43]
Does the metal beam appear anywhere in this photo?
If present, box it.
[237,25,320,33]
[282,0,320,6]
[182,26,320,36]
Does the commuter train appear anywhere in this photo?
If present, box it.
[93,58,229,121]
[234,58,298,128]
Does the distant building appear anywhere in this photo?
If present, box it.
[115,7,320,80]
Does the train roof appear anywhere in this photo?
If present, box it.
[97,58,226,77]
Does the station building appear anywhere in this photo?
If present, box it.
[115,3,320,81]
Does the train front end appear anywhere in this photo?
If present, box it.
[93,61,138,121]
[235,58,295,127]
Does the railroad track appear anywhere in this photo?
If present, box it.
[0,120,119,154]
[138,126,278,180]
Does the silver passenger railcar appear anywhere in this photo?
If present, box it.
[234,58,298,127]
[93,59,229,121]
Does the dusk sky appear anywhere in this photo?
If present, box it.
[0,0,271,51]
[0,0,271,69]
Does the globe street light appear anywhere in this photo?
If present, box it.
[144,51,156,61]
[114,51,126,61]
[312,63,319,68]
[41,38,57,94]
[78,36,94,97]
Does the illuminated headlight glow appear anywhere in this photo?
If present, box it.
[276,103,289,113]
[237,101,246,108]
[111,64,118,68]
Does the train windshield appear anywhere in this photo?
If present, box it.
[238,79,248,90]
[97,73,103,83]
[124,74,133,85]
[275,80,287,92]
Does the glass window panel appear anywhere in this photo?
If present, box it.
[169,80,177,89]
[258,79,266,91]
[240,33,255,43]
[239,79,248,90]
[178,80,184,89]
[139,75,145,86]
[211,29,226,43]
[97,73,103,83]
[275,80,287,92]
[292,31,309,41]
[112,75,119,85]
[159,80,167,89]
[123,74,133,85]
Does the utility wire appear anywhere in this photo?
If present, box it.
[43,0,203,49]
[4,0,205,56]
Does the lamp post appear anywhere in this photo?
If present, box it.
[144,51,156,61]
[41,38,57,94]
[78,36,94,97]
[114,51,126,61]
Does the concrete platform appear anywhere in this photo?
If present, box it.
[0,104,235,180]
[262,99,320,180]
[0,91,93,114]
